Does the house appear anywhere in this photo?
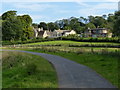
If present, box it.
[33,27,43,38]
[34,28,76,38]
[36,30,53,38]
[84,28,112,38]
[33,27,51,38]
[54,29,76,37]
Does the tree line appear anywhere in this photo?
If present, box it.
[1,10,120,41]
[33,11,120,37]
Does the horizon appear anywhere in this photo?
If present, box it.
[1,1,119,23]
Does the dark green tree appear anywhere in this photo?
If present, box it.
[19,15,33,40]
[2,11,17,20]
[32,23,38,28]
[38,22,48,30]
[2,16,23,41]
[113,11,120,37]
[47,22,59,31]
[85,23,96,29]
[2,11,34,41]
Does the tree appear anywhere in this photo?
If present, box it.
[102,14,107,19]
[2,16,23,41]
[17,15,33,40]
[0,16,2,41]
[88,16,107,28]
[113,11,120,37]
[2,11,34,41]
[38,22,48,30]
[32,23,38,28]
[2,11,17,20]
[47,22,58,31]
[64,26,71,30]
[85,23,96,29]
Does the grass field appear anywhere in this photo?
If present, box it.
[25,48,119,88]
[15,40,120,46]
[2,51,58,88]
[2,40,120,88]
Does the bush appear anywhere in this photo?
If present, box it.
[61,36,120,43]
[2,36,120,46]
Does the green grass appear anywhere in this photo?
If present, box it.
[0,52,2,89]
[22,40,120,46]
[2,51,58,88]
[2,47,120,88]
[25,48,119,88]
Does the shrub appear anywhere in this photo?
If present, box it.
[61,36,120,43]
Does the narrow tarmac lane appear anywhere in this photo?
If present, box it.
[2,50,116,88]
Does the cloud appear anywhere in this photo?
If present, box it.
[13,3,55,12]
[2,0,119,2]
[30,14,57,23]
[77,2,117,17]
[2,0,72,2]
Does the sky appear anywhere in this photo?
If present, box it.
[0,0,119,23]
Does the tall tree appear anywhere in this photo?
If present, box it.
[47,22,58,31]
[2,11,34,41]
[38,22,48,30]
[32,23,38,28]
[18,15,33,39]
[113,11,120,37]
[2,16,23,41]
[85,23,96,29]
[2,11,17,20]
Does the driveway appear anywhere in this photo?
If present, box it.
[2,50,116,88]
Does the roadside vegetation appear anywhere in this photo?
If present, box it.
[2,51,58,88]
[4,46,120,88]
[2,37,120,46]
[3,40,120,51]
[2,40,120,88]
[26,48,119,88]
[23,40,120,46]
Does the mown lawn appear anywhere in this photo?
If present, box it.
[2,51,58,88]
[23,40,120,46]
[26,48,119,88]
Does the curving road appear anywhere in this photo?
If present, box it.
[2,50,116,88]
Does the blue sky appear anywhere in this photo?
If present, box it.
[1,1,119,23]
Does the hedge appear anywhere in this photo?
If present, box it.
[2,36,120,46]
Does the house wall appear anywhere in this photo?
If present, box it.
[102,30,108,33]
[43,31,48,38]
[84,29,112,38]
[70,30,76,34]
[34,29,38,37]
[64,30,76,36]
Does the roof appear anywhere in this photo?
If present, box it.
[55,30,73,33]
[87,28,108,31]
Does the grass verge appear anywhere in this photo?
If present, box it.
[26,48,119,88]
[21,40,120,46]
[2,51,58,88]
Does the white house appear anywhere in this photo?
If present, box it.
[84,28,112,38]
[33,28,76,38]
[54,29,76,37]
